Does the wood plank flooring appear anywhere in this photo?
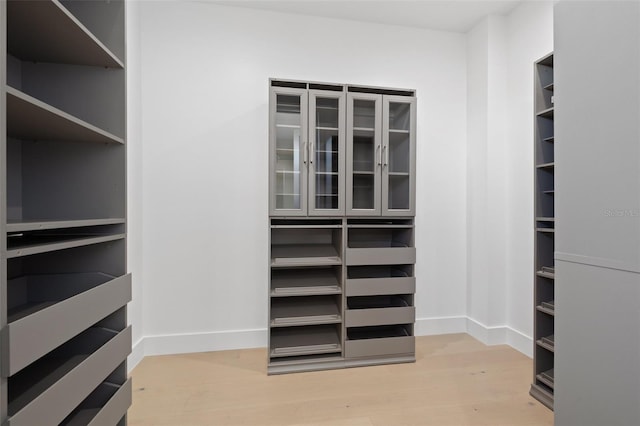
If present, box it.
[128,333,553,425]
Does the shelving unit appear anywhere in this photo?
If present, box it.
[1,1,131,424]
[530,52,555,410]
[268,80,416,375]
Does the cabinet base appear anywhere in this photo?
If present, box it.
[529,383,554,410]
[268,354,415,375]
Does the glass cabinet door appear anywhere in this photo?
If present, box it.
[346,93,382,216]
[270,87,308,216]
[308,90,345,215]
[382,96,416,216]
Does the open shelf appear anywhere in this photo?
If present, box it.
[271,268,341,297]
[7,0,124,68]
[270,325,341,358]
[271,296,341,327]
[60,379,132,426]
[537,368,555,389]
[6,87,124,144]
[7,218,125,233]
[271,244,341,266]
[537,335,555,352]
[543,136,555,143]
[536,162,555,169]
[537,266,555,279]
[7,326,131,426]
[537,107,554,118]
[537,301,555,316]
[7,233,125,259]
[543,83,554,91]
[6,273,131,376]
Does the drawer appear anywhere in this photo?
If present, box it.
[6,326,132,426]
[345,334,414,358]
[60,378,132,426]
[346,306,415,327]
[347,276,415,296]
[346,247,415,265]
[4,273,132,376]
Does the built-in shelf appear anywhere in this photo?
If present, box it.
[537,269,556,280]
[7,218,125,233]
[537,369,555,389]
[536,162,555,169]
[388,172,410,176]
[7,0,124,68]
[543,83,554,91]
[536,217,555,222]
[537,335,555,352]
[537,303,555,316]
[543,190,555,195]
[271,244,341,267]
[543,136,555,143]
[271,296,341,327]
[537,107,554,118]
[270,325,341,358]
[536,228,555,233]
[6,87,125,144]
[271,269,341,297]
[388,129,410,134]
[7,234,125,259]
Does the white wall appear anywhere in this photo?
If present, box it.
[136,1,468,355]
[465,2,553,354]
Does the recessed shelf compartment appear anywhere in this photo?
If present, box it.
[346,227,415,266]
[6,87,124,145]
[345,295,414,327]
[7,230,125,259]
[346,265,415,296]
[7,0,124,68]
[537,368,555,389]
[345,325,414,358]
[537,107,554,118]
[537,334,555,352]
[271,226,342,267]
[270,296,341,327]
[537,301,555,316]
[271,267,341,297]
[6,218,125,233]
[270,325,341,358]
[7,326,131,426]
[5,272,131,376]
[59,378,132,426]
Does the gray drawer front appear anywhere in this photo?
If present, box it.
[5,273,132,376]
[87,379,132,426]
[345,306,415,327]
[346,276,416,296]
[346,247,416,265]
[7,327,132,426]
[345,335,415,358]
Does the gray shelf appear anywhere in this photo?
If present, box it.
[271,244,341,267]
[271,296,341,327]
[536,228,555,233]
[7,234,125,259]
[537,303,555,316]
[271,269,341,297]
[537,107,555,118]
[270,325,341,358]
[537,335,555,352]
[543,83,555,91]
[60,379,132,426]
[537,269,556,279]
[536,162,555,169]
[7,326,131,426]
[543,136,555,143]
[7,0,123,68]
[537,369,555,389]
[6,87,124,145]
[7,218,125,233]
[5,273,131,376]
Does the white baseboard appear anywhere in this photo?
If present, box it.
[128,337,145,372]
[506,327,533,358]
[143,328,267,357]
[414,315,467,335]
[129,318,532,367]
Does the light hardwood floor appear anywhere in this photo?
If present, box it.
[128,334,553,426]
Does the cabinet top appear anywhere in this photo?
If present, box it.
[270,79,416,97]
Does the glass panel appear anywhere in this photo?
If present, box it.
[353,100,375,129]
[389,133,410,173]
[389,102,410,131]
[316,98,339,128]
[388,175,410,210]
[275,94,302,210]
[353,175,375,209]
[315,129,339,210]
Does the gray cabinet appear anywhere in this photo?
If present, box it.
[268,80,416,375]
[269,85,345,217]
[530,52,554,410]
[346,93,416,216]
[1,1,130,424]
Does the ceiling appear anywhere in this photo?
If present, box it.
[210,0,523,33]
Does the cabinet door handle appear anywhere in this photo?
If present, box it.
[309,141,314,165]
[383,145,388,167]
[376,145,382,166]
[303,142,308,165]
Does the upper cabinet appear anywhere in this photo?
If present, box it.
[270,81,415,218]
[346,93,416,216]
